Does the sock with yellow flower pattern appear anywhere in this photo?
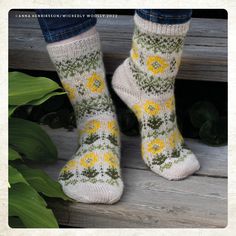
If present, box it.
[112,13,200,180]
[47,27,124,203]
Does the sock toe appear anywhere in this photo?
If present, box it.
[60,181,124,204]
[152,153,200,180]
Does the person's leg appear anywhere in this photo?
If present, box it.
[112,9,200,180]
[136,9,192,25]
[37,9,123,204]
[36,9,97,43]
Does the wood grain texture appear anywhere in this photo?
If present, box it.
[35,126,227,228]
[9,11,227,82]
[42,126,228,178]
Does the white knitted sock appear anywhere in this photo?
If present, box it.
[112,14,200,180]
[47,28,124,203]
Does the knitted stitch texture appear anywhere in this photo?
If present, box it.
[112,14,200,180]
[47,30,124,203]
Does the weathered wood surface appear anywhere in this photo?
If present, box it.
[37,126,227,228]
[9,11,227,82]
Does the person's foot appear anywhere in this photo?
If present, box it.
[112,13,200,180]
[47,28,124,203]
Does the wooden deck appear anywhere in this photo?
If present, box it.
[9,11,228,228]
[38,126,227,228]
[9,11,227,82]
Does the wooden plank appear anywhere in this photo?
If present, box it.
[9,11,227,82]
[42,126,228,178]
[33,126,227,227]
[40,164,227,228]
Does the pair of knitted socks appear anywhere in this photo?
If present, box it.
[47,13,200,204]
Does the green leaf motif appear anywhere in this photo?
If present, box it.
[147,116,163,129]
[9,118,57,163]
[75,94,115,120]
[152,154,167,165]
[83,134,100,145]
[105,167,120,180]
[134,27,184,54]
[107,134,119,146]
[58,171,74,182]
[81,167,99,178]
[9,183,59,228]
[54,51,102,79]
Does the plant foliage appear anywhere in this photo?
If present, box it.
[9,72,70,228]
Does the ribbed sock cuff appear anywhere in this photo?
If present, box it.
[134,13,190,36]
[47,30,101,62]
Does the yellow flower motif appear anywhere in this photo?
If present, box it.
[104,152,119,168]
[165,96,175,111]
[80,152,98,168]
[169,130,184,149]
[62,82,77,101]
[131,43,139,60]
[86,72,105,93]
[107,120,119,136]
[132,104,142,119]
[146,55,168,75]
[144,100,161,116]
[61,159,78,172]
[84,120,101,134]
[147,138,165,155]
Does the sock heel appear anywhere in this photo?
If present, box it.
[112,62,140,109]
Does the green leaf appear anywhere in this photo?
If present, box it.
[9,106,18,117]
[28,91,66,106]
[9,165,28,185]
[189,101,219,129]
[9,72,62,106]
[9,183,59,228]
[199,117,227,146]
[16,164,70,201]
[9,118,57,163]
[9,148,22,161]
[9,216,25,228]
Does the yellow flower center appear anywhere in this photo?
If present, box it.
[144,100,161,116]
[80,152,98,168]
[152,61,161,69]
[147,139,165,155]
[146,55,168,75]
[94,79,101,88]
[86,73,105,93]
